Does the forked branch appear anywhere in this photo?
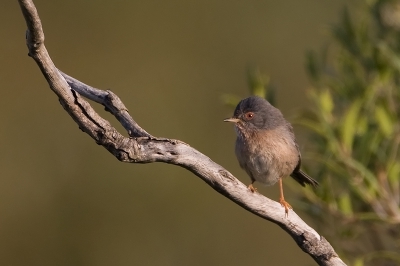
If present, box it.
[17,1,346,265]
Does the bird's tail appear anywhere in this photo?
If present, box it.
[290,170,319,187]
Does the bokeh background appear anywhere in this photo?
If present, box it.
[1,1,355,265]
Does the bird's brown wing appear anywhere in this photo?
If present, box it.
[288,124,319,187]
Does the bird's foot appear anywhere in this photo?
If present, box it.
[279,197,292,217]
[248,184,258,193]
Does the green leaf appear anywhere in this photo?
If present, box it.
[319,89,334,115]
[356,116,368,135]
[374,105,393,137]
[340,100,362,152]
[387,161,400,189]
[247,68,270,99]
[221,94,241,108]
[353,257,364,266]
[338,192,353,216]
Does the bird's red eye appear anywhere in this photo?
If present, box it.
[244,112,254,120]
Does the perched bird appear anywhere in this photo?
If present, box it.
[224,96,318,216]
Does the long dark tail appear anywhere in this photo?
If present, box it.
[290,170,319,187]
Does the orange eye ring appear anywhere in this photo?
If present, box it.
[244,112,254,120]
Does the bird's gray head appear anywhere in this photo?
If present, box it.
[224,96,286,130]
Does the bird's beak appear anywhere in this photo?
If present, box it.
[224,118,240,123]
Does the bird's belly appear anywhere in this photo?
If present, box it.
[235,132,298,186]
[244,153,280,186]
[235,142,281,186]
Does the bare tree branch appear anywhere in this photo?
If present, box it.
[17,1,346,265]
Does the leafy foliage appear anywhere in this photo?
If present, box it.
[298,1,400,265]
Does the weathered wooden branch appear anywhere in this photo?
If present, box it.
[17,1,346,265]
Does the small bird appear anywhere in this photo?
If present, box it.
[224,96,318,216]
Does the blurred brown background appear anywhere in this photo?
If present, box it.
[1,1,353,265]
